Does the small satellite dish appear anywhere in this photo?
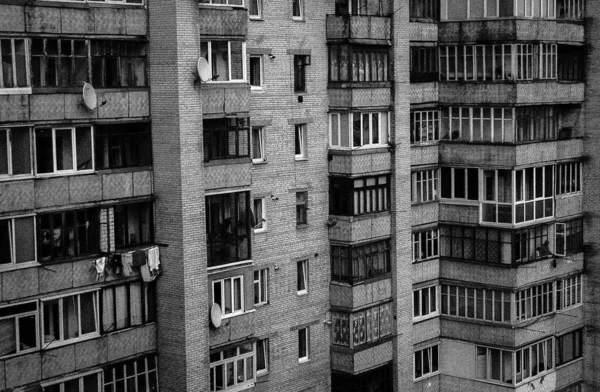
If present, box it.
[82,83,97,110]
[197,57,211,83]
[210,303,222,328]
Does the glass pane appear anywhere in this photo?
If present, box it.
[0,318,16,356]
[55,129,73,171]
[11,128,31,175]
[76,127,92,170]
[36,129,54,174]
[63,295,79,339]
[230,42,244,80]
[14,217,35,263]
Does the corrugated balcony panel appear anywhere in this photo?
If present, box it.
[438,19,584,43]
[412,202,439,227]
[326,15,391,42]
[410,82,439,104]
[328,149,391,175]
[328,213,391,243]
[329,278,392,310]
[411,144,439,166]
[438,203,479,225]
[412,317,441,345]
[328,87,391,109]
[199,7,247,37]
[554,359,584,391]
[555,194,583,218]
[410,22,438,41]
[204,161,252,191]
[330,340,393,374]
[438,82,584,105]
[202,84,250,115]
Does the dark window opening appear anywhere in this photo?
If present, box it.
[95,124,151,169]
[203,118,250,161]
[114,202,153,249]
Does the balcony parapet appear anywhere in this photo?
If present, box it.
[330,340,393,374]
[198,6,247,37]
[328,148,391,176]
[326,15,391,43]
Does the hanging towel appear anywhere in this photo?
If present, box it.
[132,249,147,266]
[94,257,106,282]
[122,252,133,277]
[148,246,160,272]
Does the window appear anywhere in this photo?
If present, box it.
[555,218,583,256]
[334,0,387,15]
[558,45,585,81]
[332,363,393,392]
[410,0,439,19]
[447,0,556,20]
[556,162,582,195]
[200,41,247,82]
[103,355,159,392]
[557,0,584,19]
[254,269,268,305]
[101,281,156,333]
[252,198,266,232]
[329,112,388,149]
[298,327,309,361]
[410,47,438,82]
[556,274,582,310]
[0,127,31,176]
[329,45,389,82]
[210,343,255,391]
[515,0,556,17]
[292,0,304,19]
[440,225,512,264]
[212,276,244,317]
[514,166,554,223]
[114,202,153,249]
[297,259,308,293]
[412,229,439,262]
[330,239,390,284]
[256,339,269,374]
[329,175,390,216]
[294,55,309,92]
[516,282,554,321]
[200,0,243,5]
[331,302,392,348]
[43,372,102,392]
[442,284,511,322]
[515,44,534,80]
[31,38,88,88]
[91,40,146,88]
[38,208,99,262]
[482,169,513,224]
[514,223,549,263]
[413,286,438,320]
[0,215,35,267]
[516,106,557,142]
[539,44,557,79]
[206,191,251,267]
[35,127,93,174]
[203,118,250,161]
[440,45,512,81]
[441,107,514,143]
[476,346,513,384]
[411,110,439,143]
[95,124,151,170]
[411,169,438,203]
[251,127,266,163]
[0,38,29,92]
[295,124,307,159]
[41,0,143,3]
[414,345,439,380]
[249,56,263,87]
[556,329,582,366]
[42,291,99,346]
[249,0,262,18]
[515,338,554,383]
[296,191,308,225]
[0,302,37,357]
[440,167,478,200]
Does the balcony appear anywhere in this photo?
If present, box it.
[328,148,391,175]
[438,19,584,44]
[326,15,391,43]
[410,21,438,42]
[202,83,250,115]
[330,277,392,310]
[331,340,393,375]
[198,6,247,37]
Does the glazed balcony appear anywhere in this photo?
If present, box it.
[326,15,391,43]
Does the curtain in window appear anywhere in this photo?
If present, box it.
[80,293,96,335]
[102,288,115,332]
[257,340,267,371]
[63,295,79,339]
[115,285,129,329]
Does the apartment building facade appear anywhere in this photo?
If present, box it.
[0,0,597,391]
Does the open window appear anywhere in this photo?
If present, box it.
[31,38,88,88]
[35,127,93,175]
[91,40,147,88]
[42,291,99,346]
[95,124,152,169]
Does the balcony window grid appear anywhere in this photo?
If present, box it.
[91,40,147,88]
[556,329,582,366]
[200,41,247,82]
[35,126,94,175]
[103,354,159,392]
[331,302,392,348]
[329,44,389,82]
[410,0,439,19]
[556,162,582,195]
[200,0,243,5]
[329,175,390,216]
[101,281,156,333]
[516,0,557,18]
[413,285,438,320]
[203,118,250,161]
[516,106,557,142]
[43,371,102,392]
[113,202,153,249]
[212,276,244,317]
[410,46,438,82]
[476,346,513,384]
[516,282,553,321]
[555,218,583,256]
[411,110,439,143]
[329,112,389,149]
[38,208,99,262]
[414,345,439,380]
[0,215,36,267]
[556,274,582,310]
[557,0,584,19]
[0,38,29,91]
[442,107,514,142]
[515,338,553,383]
[330,239,391,284]
[412,228,439,262]
[440,167,479,200]
[334,0,387,15]
[514,223,549,263]
[558,45,585,81]
[412,169,439,203]
[515,44,534,80]
[95,124,152,170]
[42,291,99,346]
[514,166,554,223]
[440,44,513,81]
[0,301,38,358]
[253,268,268,305]
[482,169,513,224]
[440,225,513,265]
[539,44,557,79]
[209,343,255,391]
[31,38,89,88]
[442,284,511,322]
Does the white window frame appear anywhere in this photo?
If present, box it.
[413,285,438,321]
[558,0,583,19]
[295,124,307,159]
[210,343,256,391]
[515,338,554,384]
[41,370,102,392]
[0,38,31,95]
[329,112,389,150]
[411,110,439,143]
[514,165,554,224]
[414,344,439,380]
[256,338,269,375]
[556,162,582,196]
[34,126,95,176]
[254,268,268,305]
[292,0,304,20]
[481,169,513,224]
[298,327,309,362]
[253,197,267,232]
[297,259,308,295]
[38,0,144,4]
[248,0,262,19]
[0,214,37,268]
[0,301,38,358]
[200,0,244,6]
[557,274,582,310]
[412,229,439,262]
[251,126,266,163]
[0,127,33,177]
[212,276,244,318]
[202,41,247,83]
[444,107,515,143]
[249,55,264,89]
[475,345,513,384]
[41,290,100,348]
[412,169,439,204]
[103,355,159,392]
[441,285,511,322]
[515,282,554,321]
[539,43,557,79]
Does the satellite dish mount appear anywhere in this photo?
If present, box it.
[210,303,223,328]
[197,57,212,83]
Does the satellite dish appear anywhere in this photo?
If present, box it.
[82,83,98,110]
[210,303,222,328]
[197,57,211,82]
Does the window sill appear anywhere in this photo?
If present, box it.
[298,357,309,363]
[204,157,252,166]
[296,223,309,229]
[253,228,267,234]
[32,86,148,95]
[294,157,308,162]
[207,259,254,273]
[328,145,391,155]
[202,81,249,87]
[250,86,264,91]
[412,313,439,324]
[297,290,308,296]
[252,159,268,165]
[249,16,264,21]
[32,0,144,9]
[0,87,32,96]
[0,261,41,273]
[34,169,96,179]
[414,371,440,383]
[222,308,256,321]
[292,17,306,22]
[199,3,245,10]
